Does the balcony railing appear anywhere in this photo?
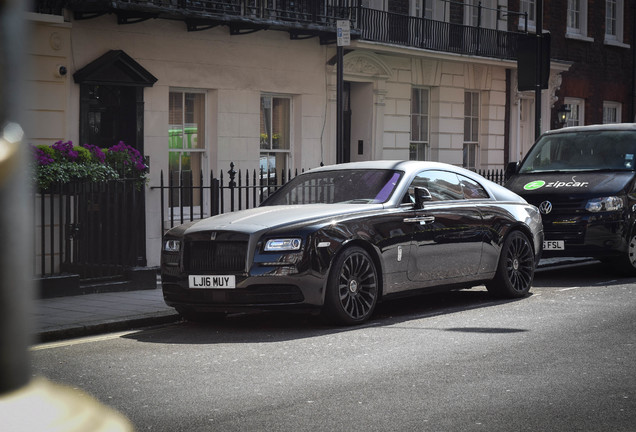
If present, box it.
[358,8,522,60]
[35,1,525,59]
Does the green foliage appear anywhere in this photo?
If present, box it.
[34,162,120,190]
[32,140,148,191]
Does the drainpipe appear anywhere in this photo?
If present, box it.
[534,0,543,140]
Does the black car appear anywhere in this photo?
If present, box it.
[505,123,636,273]
[161,160,543,325]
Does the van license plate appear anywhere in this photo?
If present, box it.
[543,240,565,250]
[189,275,236,289]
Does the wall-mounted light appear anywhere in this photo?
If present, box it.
[55,65,67,78]
[557,104,571,127]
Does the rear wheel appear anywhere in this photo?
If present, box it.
[322,246,379,325]
[486,231,535,298]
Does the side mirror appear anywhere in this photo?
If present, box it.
[504,161,519,181]
[413,187,432,208]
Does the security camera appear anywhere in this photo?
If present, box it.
[56,65,67,77]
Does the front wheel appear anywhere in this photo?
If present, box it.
[610,230,636,275]
[322,246,379,325]
[486,231,535,298]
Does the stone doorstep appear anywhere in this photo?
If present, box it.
[36,267,159,299]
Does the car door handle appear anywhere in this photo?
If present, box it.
[403,216,435,225]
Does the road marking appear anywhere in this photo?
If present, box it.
[559,287,580,291]
[30,330,138,351]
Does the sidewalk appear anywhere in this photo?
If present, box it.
[34,287,180,343]
[32,258,594,343]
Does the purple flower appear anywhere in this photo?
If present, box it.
[81,143,106,163]
[33,146,54,166]
[51,140,79,162]
[107,141,146,173]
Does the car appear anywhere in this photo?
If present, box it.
[161,160,543,325]
[505,123,636,273]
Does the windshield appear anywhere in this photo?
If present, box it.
[261,169,403,206]
[519,130,636,173]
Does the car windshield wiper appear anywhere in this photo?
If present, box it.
[521,167,633,174]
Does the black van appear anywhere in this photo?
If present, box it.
[505,123,636,273]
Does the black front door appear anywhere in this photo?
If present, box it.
[81,84,138,149]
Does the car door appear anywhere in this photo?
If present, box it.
[405,170,485,283]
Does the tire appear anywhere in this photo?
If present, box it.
[486,230,535,298]
[322,246,379,325]
[611,229,636,275]
[176,307,226,323]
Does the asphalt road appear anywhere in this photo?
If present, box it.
[30,261,636,431]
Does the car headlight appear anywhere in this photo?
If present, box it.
[164,239,181,252]
[264,238,302,251]
[585,196,624,212]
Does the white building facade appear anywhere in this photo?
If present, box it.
[25,2,566,269]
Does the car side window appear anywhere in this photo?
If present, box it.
[409,170,463,201]
[459,175,490,199]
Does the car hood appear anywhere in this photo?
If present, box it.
[505,172,635,198]
[183,204,384,235]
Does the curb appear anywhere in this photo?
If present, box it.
[36,311,181,343]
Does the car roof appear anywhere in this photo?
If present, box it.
[307,160,480,179]
[294,160,522,204]
[542,123,636,136]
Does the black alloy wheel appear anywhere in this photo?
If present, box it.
[487,230,535,298]
[323,246,379,325]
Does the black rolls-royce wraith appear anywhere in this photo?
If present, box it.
[161,160,543,325]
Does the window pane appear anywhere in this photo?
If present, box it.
[411,171,463,201]
[460,176,489,199]
[272,97,290,150]
[606,0,617,36]
[260,96,272,150]
[463,144,476,169]
[464,92,471,115]
[421,88,429,115]
[471,118,479,141]
[411,88,421,114]
[184,93,205,149]
[169,93,184,150]
[464,117,471,141]
[411,116,420,141]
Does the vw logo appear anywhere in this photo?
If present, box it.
[539,201,553,215]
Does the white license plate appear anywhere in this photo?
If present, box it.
[188,275,236,289]
[543,240,565,250]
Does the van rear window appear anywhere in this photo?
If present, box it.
[520,130,636,173]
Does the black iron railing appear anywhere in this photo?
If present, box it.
[357,8,522,60]
[34,1,525,60]
[153,162,506,235]
[35,179,146,278]
[153,162,303,231]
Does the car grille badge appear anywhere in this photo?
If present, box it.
[539,201,553,215]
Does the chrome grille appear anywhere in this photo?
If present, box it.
[185,241,247,273]
[526,197,587,215]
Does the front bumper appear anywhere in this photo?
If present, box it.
[161,272,327,314]
[541,212,629,258]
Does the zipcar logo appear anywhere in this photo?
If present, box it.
[523,177,589,191]
[524,180,545,190]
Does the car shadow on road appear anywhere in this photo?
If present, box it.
[123,288,529,345]
[534,260,636,288]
